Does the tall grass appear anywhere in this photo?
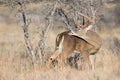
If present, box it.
[0,22,120,80]
[0,3,120,80]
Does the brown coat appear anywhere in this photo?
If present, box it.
[47,30,102,69]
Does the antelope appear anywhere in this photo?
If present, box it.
[47,13,102,70]
[69,12,96,38]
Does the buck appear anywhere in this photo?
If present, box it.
[47,13,102,70]
[70,12,96,38]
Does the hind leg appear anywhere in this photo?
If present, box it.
[77,56,84,70]
[47,50,59,68]
[57,50,73,67]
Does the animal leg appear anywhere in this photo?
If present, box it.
[57,51,72,67]
[47,50,59,68]
[89,54,96,71]
[81,51,92,69]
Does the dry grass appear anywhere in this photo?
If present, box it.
[0,3,120,80]
[0,22,120,80]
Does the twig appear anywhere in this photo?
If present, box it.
[18,1,36,64]
[36,0,59,62]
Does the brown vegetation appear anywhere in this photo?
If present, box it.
[0,1,120,80]
[0,21,120,80]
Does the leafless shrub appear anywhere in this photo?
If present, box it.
[66,53,81,69]
[6,0,109,68]
[103,37,120,56]
[112,37,120,55]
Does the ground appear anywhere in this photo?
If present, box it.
[0,2,120,80]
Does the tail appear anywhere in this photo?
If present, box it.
[56,34,64,54]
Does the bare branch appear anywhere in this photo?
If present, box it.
[36,0,59,63]
[18,1,36,64]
